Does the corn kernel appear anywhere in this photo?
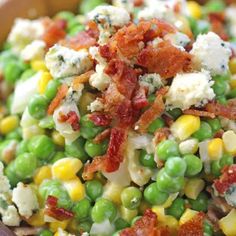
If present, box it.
[22,125,45,140]
[38,72,52,94]
[230,76,236,89]
[219,209,236,236]
[223,130,236,155]
[229,58,236,75]
[120,206,138,223]
[207,138,224,161]
[179,209,198,225]
[103,182,124,205]
[49,220,69,233]
[52,158,82,181]
[152,206,165,221]
[161,193,179,208]
[170,115,200,141]
[34,166,52,185]
[179,138,199,155]
[184,178,205,200]
[52,131,65,147]
[187,1,202,19]
[0,115,19,135]
[159,215,179,233]
[31,60,48,71]
[26,209,45,226]
[63,177,85,202]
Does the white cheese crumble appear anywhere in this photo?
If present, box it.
[0,162,11,194]
[225,184,236,207]
[1,205,21,226]
[164,32,190,49]
[112,0,134,12]
[89,46,107,65]
[165,71,215,110]
[12,182,39,219]
[88,98,104,112]
[45,45,93,78]
[226,6,236,38]
[190,32,232,76]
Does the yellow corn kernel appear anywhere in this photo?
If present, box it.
[207,138,224,161]
[22,125,45,140]
[159,215,179,233]
[120,206,138,223]
[179,138,199,155]
[26,209,45,226]
[49,220,69,233]
[0,115,19,135]
[152,206,165,222]
[223,130,236,155]
[187,1,202,19]
[31,60,48,71]
[161,193,179,208]
[52,158,82,181]
[103,182,124,205]
[230,76,236,89]
[184,178,205,200]
[34,166,52,185]
[170,115,200,141]
[63,178,85,202]
[38,72,52,94]
[52,131,65,147]
[229,58,236,75]
[219,209,236,236]
[179,209,198,225]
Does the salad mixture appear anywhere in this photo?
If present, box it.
[1,0,236,235]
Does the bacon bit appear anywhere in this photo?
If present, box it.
[86,21,99,40]
[214,129,224,138]
[135,87,168,133]
[137,41,192,79]
[183,109,215,119]
[58,111,80,131]
[99,44,116,61]
[205,102,236,120]
[132,86,149,110]
[47,84,68,115]
[93,128,111,144]
[45,196,74,221]
[227,98,236,107]
[214,165,236,194]
[134,0,144,7]
[162,114,174,127]
[89,112,112,127]
[178,212,205,236]
[72,70,95,89]
[154,127,170,145]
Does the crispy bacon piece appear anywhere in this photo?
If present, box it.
[58,111,80,131]
[45,196,74,221]
[47,84,68,115]
[214,129,224,138]
[132,86,149,110]
[178,212,205,236]
[214,165,236,195]
[120,209,170,236]
[72,70,95,89]
[205,102,236,120]
[183,109,215,119]
[134,0,144,7]
[99,44,116,61]
[137,41,192,79]
[154,127,170,145]
[89,112,112,127]
[162,114,174,127]
[86,21,99,40]
[135,87,168,133]
[93,128,111,144]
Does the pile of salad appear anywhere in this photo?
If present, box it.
[1,0,236,235]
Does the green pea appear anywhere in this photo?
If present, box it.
[6,128,22,141]
[28,95,48,120]
[148,94,156,103]
[38,116,55,129]
[28,135,55,161]
[65,137,88,163]
[217,95,227,105]
[189,192,208,212]
[114,217,130,230]
[144,182,169,205]
[165,198,185,219]
[205,0,225,13]
[156,169,185,193]
[121,187,142,210]
[5,161,20,187]
[77,221,92,234]
[227,88,236,99]
[206,118,221,133]
[212,79,227,96]
[68,25,85,36]
[14,153,37,179]
[188,16,197,34]
[55,11,75,21]
[139,150,156,168]
[203,221,213,236]
[44,80,61,101]
[211,160,221,177]
[167,108,182,119]
[183,154,203,177]
[192,121,213,141]
[73,198,91,221]
[50,151,65,164]
[148,118,165,133]
[80,0,107,14]
[37,229,53,236]
[91,198,117,223]
[16,140,29,156]
[20,69,35,81]
[3,60,23,84]
[0,51,17,68]
[220,154,234,168]
[156,140,180,161]
[6,94,13,112]
[214,74,230,81]
[164,157,187,177]
[85,180,103,201]
[85,139,108,157]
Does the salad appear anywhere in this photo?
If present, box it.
[0,0,236,235]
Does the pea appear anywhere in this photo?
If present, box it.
[50,151,65,164]
[0,51,17,68]
[77,221,92,234]
[164,157,187,177]
[156,140,180,161]
[37,229,53,236]
[68,25,85,36]
[85,139,108,157]
[44,80,61,101]
[20,69,35,81]
[55,11,75,21]
[3,60,23,84]
[28,95,48,120]
[189,192,208,212]
[38,116,54,129]
[28,135,55,161]
[227,88,236,99]
[6,128,22,141]
[144,182,169,205]
[121,187,142,210]
[114,218,130,230]
[192,121,213,141]
[65,137,88,163]
[205,0,225,13]
[211,160,221,177]
[220,154,234,168]
[80,0,106,14]
[156,169,185,193]
[217,95,227,105]
[91,198,117,223]
[206,118,221,133]
[5,161,21,187]
[167,108,182,119]
[212,79,227,96]
[203,221,213,236]
[14,153,37,179]
[73,198,91,221]
[85,180,103,201]
[183,154,203,177]
[139,150,156,168]
[16,140,29,156]
[148,94,156,103]
[166,197,185,219]
[148,118,165,133]
[214,74,230,81]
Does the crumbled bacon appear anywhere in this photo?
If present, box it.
[93,128,111,144]
[178,212,205,236]
[214,129,224,138]
[86,21,99,40]
[132,86,149,110]
[99,44,116,61]
[89,112,112,127]
[58,111,80,131]
[162,114,174,127]
[134,0,144,7]
[137,41,192,79]
[183,109,215,119]
[154,127,170,145]
[72,70,95,89]
[214,165,236,194]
